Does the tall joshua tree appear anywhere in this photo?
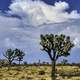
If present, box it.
[14,48,25,65]
[40,34,74,80]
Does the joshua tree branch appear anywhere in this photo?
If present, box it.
[48,52,53,61]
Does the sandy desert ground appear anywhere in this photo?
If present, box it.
[0,65,80,80]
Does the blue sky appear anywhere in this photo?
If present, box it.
[0,0,80,63]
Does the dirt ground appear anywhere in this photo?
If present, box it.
[0,65,80,80]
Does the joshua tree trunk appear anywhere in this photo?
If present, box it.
[51,60,56,80]
[9,60,11,65]
[19,60,21,65]
[8,60,12,70]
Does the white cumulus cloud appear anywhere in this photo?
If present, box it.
[9,0,80,26]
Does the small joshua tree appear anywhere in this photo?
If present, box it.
[61,59,68,65]
[40,34,74,80]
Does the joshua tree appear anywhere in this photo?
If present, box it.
[40,34,74,80]
[3,49,16,65]
[61,59,68,65]
[14,48,25,65]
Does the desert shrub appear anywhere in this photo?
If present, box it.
[27,71,32,75]
[8,72,13,75]
[41,78,46,80]
[23,61,27,65]
[33,63,38,66]
[60,71,80,79]
[0,74,3,77]
[26,76,33,80]
[39,70,45,75]
[12,62,16,66]
[0,59,9,67]
[15,67,22,71]
[31,70,36,75]
[14,72,20,75]
[21,75,25,79]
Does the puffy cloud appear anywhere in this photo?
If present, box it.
[9,0,80,26]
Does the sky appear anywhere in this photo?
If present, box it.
[0,0,80,63]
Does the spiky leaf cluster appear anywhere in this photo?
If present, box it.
[4,49,16,62]
[14,48,25,61]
